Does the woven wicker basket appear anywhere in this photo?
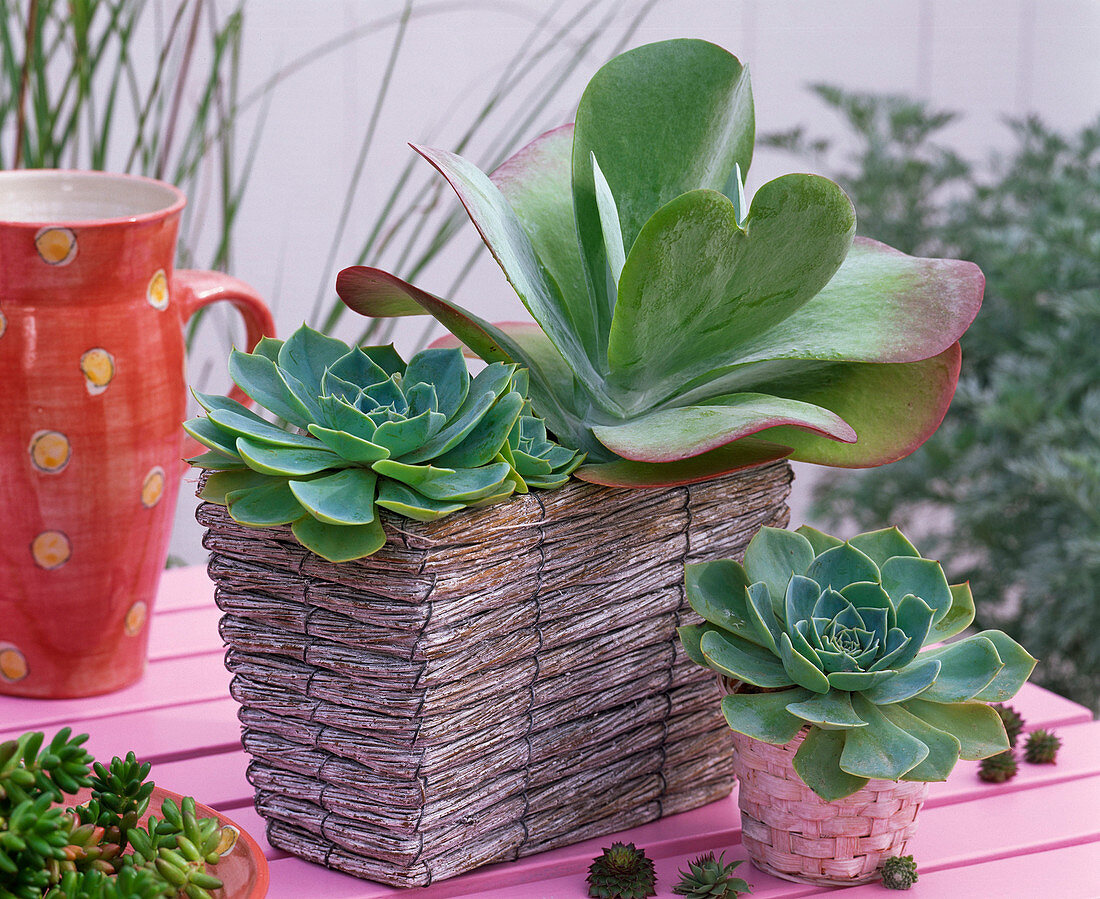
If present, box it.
[731,728,928,886]
[195,461,791,887]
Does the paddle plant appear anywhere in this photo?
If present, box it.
[678,525,1036,800]
[335,38,984,487]
[186,324,582,562]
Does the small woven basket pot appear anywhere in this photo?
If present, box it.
[730,728,928,886]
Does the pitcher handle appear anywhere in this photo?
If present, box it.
[174,269,276,408]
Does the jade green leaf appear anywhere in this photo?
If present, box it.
[277,323,350,395]
[226,481,306,527]
[434,392,524,469]
[848,527,921,568]
[251,336,283,361]
[968,631,1037,702]
[326,346,390,391]
[926,582,976,644]
[307,424,390,464]
[901,699,1009,760]
[237,439,339,477]
[839,582,895,635]
[877,702,961,783]
[412,144,602,395]
[914,636,1004,703]
[319,369,361,404]
[191,388,269,423]
[862,659,941,705]
[743,528,815,612]
[401,363,514,463]
[805,542,880,593]
[375,481,466,522]
[228,348,313,429]
[676,624,711,669]
[753,344,963,467]
[199,468,272,503]
[591,153,626,285]
[207,409,319,449]
[373,409,444,459]
[792,727,869,801]
[745,582,783,654]
[361,344,407,378]
[720,687,811,744]
[841,695,929,780]
[573,38,754,345]
[881,556,952,624]
[684,559,760,644]
[292,516,386,563]
[372,459,512,502]
[875,595,933,670]
[786,688,866,729]
[779,633,830,694]
[404,347,469,419]
[317,395,378,442]
[824,670,892,692]
[607,179,854,409]
[183,416,240,457]
[700,629,794,688]
[788,616,824,669]
[288,469,379,526]
[795,525,843,555]
[591,392,855,462]
[187,450,247,470]
[576,438,792,487]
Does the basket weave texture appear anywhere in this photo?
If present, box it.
[731,728,928,886]
[196,461,791,887]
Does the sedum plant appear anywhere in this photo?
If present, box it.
[186,324,582,562]
[678,525,1036,800]
[335,38,983,488]
[673,851,751,898]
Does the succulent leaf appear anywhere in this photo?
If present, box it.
[337,39,982,486]
[681,524,1032,798]
[188,324,582,561]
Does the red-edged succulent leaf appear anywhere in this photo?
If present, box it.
[591,393,855,462]
[576,438,792,487]
[730,237,985,367]
[757,343,963,467]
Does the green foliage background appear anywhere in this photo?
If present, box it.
[765,88,1100,710]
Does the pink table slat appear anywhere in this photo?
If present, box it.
[2,566,1096,899]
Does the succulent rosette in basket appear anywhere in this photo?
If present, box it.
[185,324,582,561]
[680,525,1036,800]
[335,38,984,488]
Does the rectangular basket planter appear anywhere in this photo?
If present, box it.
[196,460,792,887]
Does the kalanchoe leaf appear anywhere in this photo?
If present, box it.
[338,40,982,487]
[190,324,580,561]
[681,523,1034,799]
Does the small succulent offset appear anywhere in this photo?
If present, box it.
[0,729,229,898]
[880,854,919,890]
[336,38,983,488]
[679,525,1037,800]
[673,851,752,898]
[586,842,657,899]
[1023,729,1061,764]
[978,750,1018,784]
[186,324,583,562]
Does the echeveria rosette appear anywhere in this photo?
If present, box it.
[335,39,983,488]
[678,525,1036,801]
[185,324,583,562]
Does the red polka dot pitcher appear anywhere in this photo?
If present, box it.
[0,170,274,698]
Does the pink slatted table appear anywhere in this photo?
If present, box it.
[3,567,1097,897]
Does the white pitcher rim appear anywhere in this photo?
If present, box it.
[0,169,187,226]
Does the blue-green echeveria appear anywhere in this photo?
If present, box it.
[679,525,1036,800]
[185,324,582,562]
[335,38,983,488]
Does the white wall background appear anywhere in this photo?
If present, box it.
[171,0,1100,563]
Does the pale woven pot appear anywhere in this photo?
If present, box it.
[730,728,928,886]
